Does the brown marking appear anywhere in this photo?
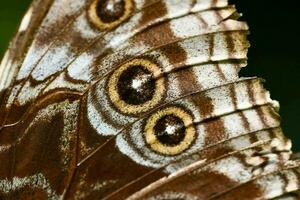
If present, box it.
[91,47,112,79]
[77,95,110,162]
[2,0,55,89]
[256,106,270,127]
[134,170,239,200]
[229,83,260,144]
[212,0,220,8]
[134,19,177,48]
[214,9,237,60]
[229,84,247,125]
[245,80,257,105]
[195,13,209,29]
[198,145,234,162]
[103,129,286,199]
[138,1,167,28]
[212,181,262,200]
[225,33,235,58]
[203,117,227,146]
[247,81,271,128]
[209,33,215,59]
[0,99,79,197]
[35,1,82,46]
[160,43,187,66]
[176,68,203,95]
[215,64,227,81]
[230,84,238,110]
[3,86,81,125]
[0,88,10,128]
[105,169,167,199]
[65,136,165,199]
[190,94,214,118]
[280,172,290,193]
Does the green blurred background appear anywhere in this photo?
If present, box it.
[0,0,299,151]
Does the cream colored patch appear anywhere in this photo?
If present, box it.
[212,157,252,183]
[19,7,33,32]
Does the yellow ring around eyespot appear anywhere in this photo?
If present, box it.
[88,0,134,30]
[108,58,165,115]
[144,107,196,155]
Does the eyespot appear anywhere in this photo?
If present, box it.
[144,107,196,155]
[88,0,134,30]
[108,58,166,115]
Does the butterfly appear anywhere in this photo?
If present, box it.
[0,0,299,199]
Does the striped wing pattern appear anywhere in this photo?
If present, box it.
[0,0,299,199]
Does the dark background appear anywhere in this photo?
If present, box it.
[0,1,299,151]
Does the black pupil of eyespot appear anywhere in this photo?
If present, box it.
[96,0,126,23]
[117,65,156,105]
[154,114,186,146]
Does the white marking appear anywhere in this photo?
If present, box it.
[179,35,211,66]
[165,125,177,135]
[234,82,252,109]
[67,53,93,81]
[206,85,235,116]
[19,7,33,32]
[146,192,198,200]
[256,173,285,199]
[94,43,149,79]
[165,0,193,18]
[73,14,98,39]
[0,173,59,200]
[220,63,242,80]
[285,171,299,192]
[223,113,248,138]
[0,50,14,90]
[105,12,142,48]
[212,157,252,182]
[131,74,151,91]
[16,0,86,81]
[87,99,118,136]
[6,84,22,106]
[133,0,146,10]
[17,46,48,80]
[244,109,265,130]
[170,15,202,38]
[272,100,280,111]
[192,64,223,89]
[17,80,50,105]
[230,135,251,150]
[32,44,72,81]
[211,33,230,61]
[87,78,137,136]
[191,0,228,13]
[44,73,87,93]
[200,7,234,25]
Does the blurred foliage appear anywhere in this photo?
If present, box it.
[0,0,299,151]
[0,0,31,56]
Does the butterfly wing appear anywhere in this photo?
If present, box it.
[126,145,300,199]
[0,0,54,113]
[275,191,300,200]
[0,0,299,199]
